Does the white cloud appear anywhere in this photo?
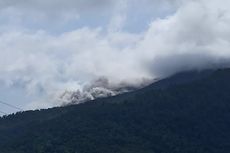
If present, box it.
[1,0,230,110]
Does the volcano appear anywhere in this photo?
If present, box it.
[1,68,230,153]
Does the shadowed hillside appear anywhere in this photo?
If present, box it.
[1,68,230,153]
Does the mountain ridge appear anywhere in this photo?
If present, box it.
[1,68,230,153]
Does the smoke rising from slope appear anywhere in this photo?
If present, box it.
[1,0,230,109]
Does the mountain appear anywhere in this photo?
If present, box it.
[1,68,230,153]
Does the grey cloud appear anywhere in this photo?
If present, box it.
[0,0,114,11]
[1,0,230,110]
[149,53,230,78]
[0,0,177,33]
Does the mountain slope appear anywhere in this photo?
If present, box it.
[1,68,230,153]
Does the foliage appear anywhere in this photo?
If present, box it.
[1,69,230,153]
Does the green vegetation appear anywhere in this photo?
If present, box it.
[1,69,230,153]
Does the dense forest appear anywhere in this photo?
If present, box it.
[1,68,230,153]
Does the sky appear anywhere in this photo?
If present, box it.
[1,0,230,114]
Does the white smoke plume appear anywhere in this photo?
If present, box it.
[58,77,152,105]
[0,0,230,110]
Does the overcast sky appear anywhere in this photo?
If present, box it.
[1,0,230,114]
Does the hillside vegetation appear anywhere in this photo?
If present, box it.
[1,69,230,153]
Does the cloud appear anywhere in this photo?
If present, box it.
[0,28,149,109]
[0,0,114,12]
[142,0,230,76]
[0,0,118,33]
[0,0,176,33]
[1,0,230,110]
